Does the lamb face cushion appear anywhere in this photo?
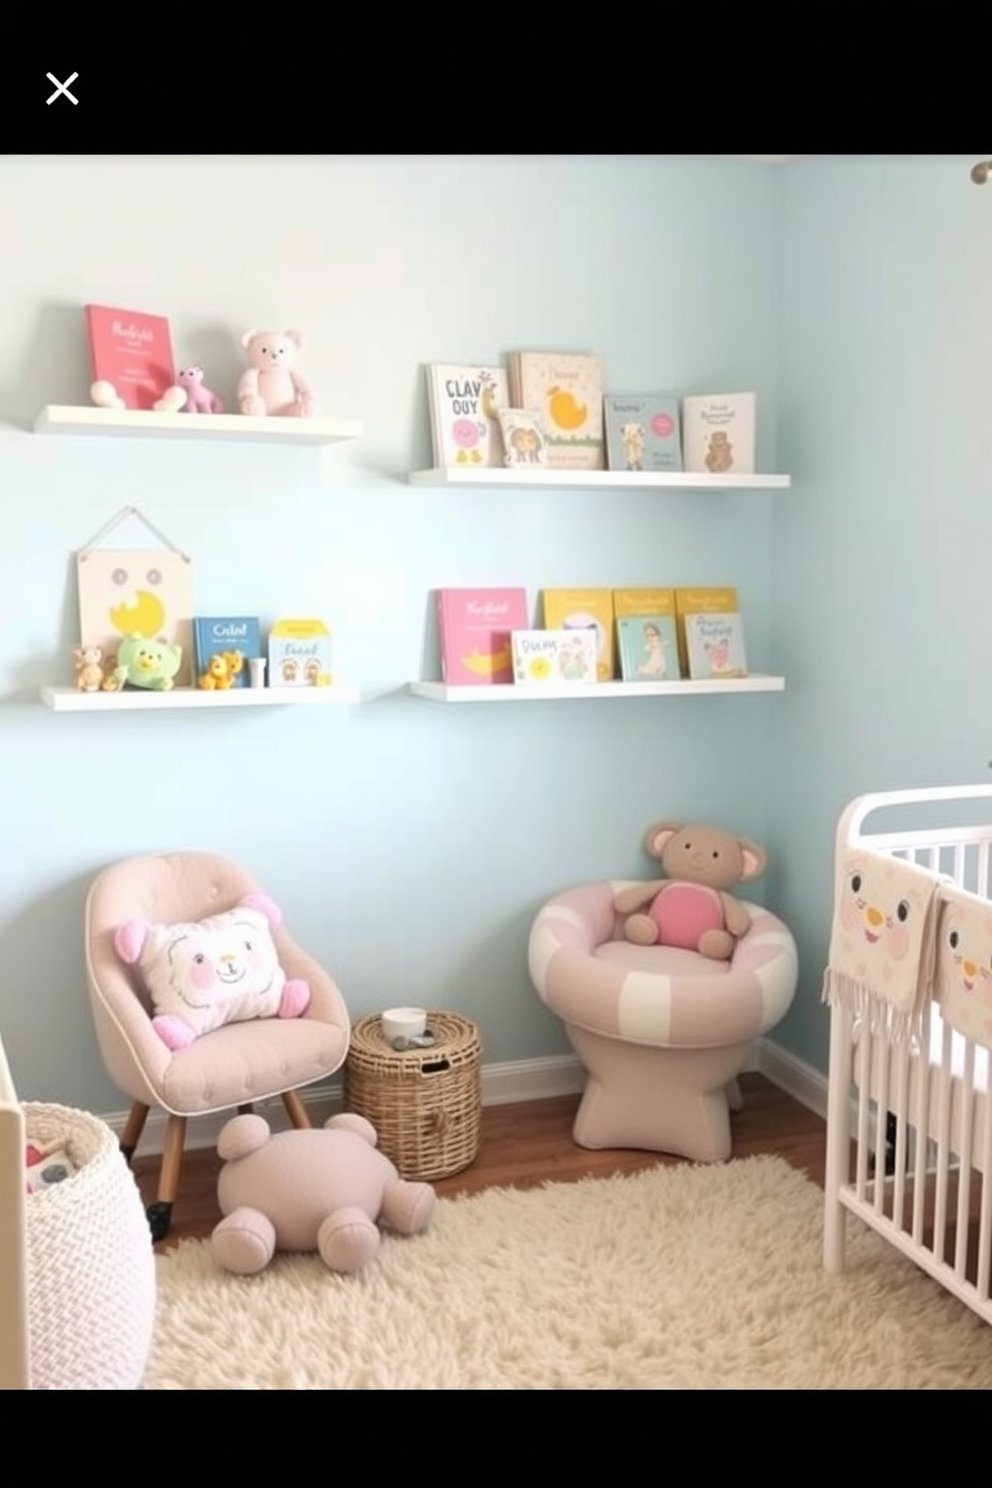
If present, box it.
[114,892,311,1051]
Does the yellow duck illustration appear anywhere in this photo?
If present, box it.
[109,589,166,639]
[547,386,587,432]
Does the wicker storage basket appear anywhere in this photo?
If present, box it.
[344,1011,482,1181]
[25,1102,156,1390]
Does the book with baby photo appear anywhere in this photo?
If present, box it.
[617,615,681,682]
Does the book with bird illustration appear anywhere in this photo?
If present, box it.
[426,364,510,469]
[507,352,604,470]
[540,587,615,680]
[436,587,529,686]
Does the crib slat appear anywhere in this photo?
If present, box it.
[911,1001,933,1247]
[977,1076,992,1299]
[891,1040,911,1231]
[932,1019,955,1265]
[954,1039,976,1277]
[873,1033,889,1217]
[855,1032,872,1199]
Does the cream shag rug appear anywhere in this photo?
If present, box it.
[145,1155,992,1389]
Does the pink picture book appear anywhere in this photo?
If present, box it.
[436,587,529,685]
[84,304,177,410]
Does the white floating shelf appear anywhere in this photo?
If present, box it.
[408,467,790,491]
[33,406,363,446]
[40,685,360,712]
[408,676,786,703]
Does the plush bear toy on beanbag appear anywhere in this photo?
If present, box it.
[613,819,767,961]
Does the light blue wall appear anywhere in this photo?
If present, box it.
[770,154,991,1072]
[1,154,786,1113]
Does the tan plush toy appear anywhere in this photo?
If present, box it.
[211,1112,435,1276]
[613,819,767,961]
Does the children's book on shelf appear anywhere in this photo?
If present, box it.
[193,616,261,688]
[541,587,615,680]
[617,615,681,681]
[612,586,677,620]
[684,611,748,680]
[674,586,738,675]
[268,618,333,687]
[436,586,529,685]
[507,352,604,470]
[497,408,548,468]
[681,392,756,475]
[512,628,598,685]
[426,364,509,469]
[603,394,683,473]
[83,304,178,411]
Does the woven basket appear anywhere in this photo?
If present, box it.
[344,1011,482,1181]
[25,1102,156,1390]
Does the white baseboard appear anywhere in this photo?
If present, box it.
[756,1038,829,1122]
[101,1043,826,1160]
[102,1054,586,1157]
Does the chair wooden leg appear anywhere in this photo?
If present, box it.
[146,1114,187,1243]
[282,1088,312,1129]
[119,1101,150,1166]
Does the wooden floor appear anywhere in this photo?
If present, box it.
[136,1073,827,1253]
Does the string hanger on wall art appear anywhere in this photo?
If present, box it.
[74,506,195,692]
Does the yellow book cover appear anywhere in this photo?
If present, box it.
[674,586,739,674]
[541,587,615,681]
[612,587,677,619]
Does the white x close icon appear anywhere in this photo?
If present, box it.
[46,72,79,105]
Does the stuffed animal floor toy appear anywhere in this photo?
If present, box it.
[114,892,311,1050]
[211,1112,436,1275]
[613,820,768,961]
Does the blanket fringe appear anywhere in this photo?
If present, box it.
[822,968,922,1050]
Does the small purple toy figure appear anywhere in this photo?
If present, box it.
[178,366,223,414]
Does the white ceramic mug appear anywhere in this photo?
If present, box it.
[381,1006,427,1043]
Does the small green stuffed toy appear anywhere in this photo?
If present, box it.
[114,634,182,691]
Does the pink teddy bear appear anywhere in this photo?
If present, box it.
[178,366,223,414]
[237,329,317,418]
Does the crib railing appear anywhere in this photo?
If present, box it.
[823,784,992,1327]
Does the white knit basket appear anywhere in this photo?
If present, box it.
[25,1102,156,1390]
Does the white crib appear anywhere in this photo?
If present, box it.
[824,783,992,1325]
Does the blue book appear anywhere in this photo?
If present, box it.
[603,393,683,473]
[193,615,261,689]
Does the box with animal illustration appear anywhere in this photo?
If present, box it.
[267,618,333,687]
